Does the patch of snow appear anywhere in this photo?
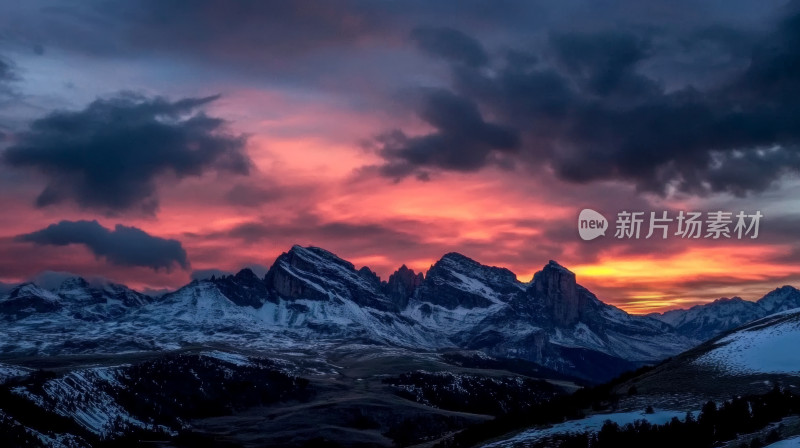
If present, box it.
[201,350,253,367]
[483,409,688,447]
[695,314,800,375]
[766,436,800,448]
[0,362,30,383]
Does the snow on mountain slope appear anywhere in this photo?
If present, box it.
[148,274,439,348]
[11,366,163,437]
[653,297,765,341]
[266,245,396,311]
[480,261,692,362]
[407,256,696,380]
[0,283,62,317]
[53,277,152,320]
[759,286,800,314]
[483,408,689,447]
[0,276,151,322]
[652,286,800,341]
[694,309,800,375]
[5,244,785,383]
[4,352,309,442]
[766,436,800,447]
[0,362,30,383]
[415,253,525,309]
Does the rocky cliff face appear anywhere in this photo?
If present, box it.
[416,253,522,309]
[264,245,397,311]
[383,265,424,309]
[212,268,272,308]
[6,245,795,383]
[528,261,590,326]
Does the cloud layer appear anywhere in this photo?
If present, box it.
[17,220,189,271]
[371,6,800,197]
[373,89,520,179]
[0,0,799,311]
[2,94,250,215]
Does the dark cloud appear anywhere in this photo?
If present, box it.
[372,5,800,197]
[125,1,384,58]
[17,220,189,271]
[549,31,660,102]
[371,88,521,179]
[3,1,388,69]
[2,94,250,215]
[545,10,800,196]
[411,26,489,67]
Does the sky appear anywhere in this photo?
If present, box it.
[1,0,800,313]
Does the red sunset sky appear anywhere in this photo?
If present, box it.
[1,0,800,313]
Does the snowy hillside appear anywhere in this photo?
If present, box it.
[695,309,800,375]
[483,408,689,447]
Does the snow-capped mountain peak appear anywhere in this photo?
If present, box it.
[265,245,397,311]
[757,285,800,314]
[0,282,63,317]
[414,252,522,310]
[0,244,775,383]
[651,285,800,341]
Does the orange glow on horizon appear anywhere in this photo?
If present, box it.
[570,245,800,314]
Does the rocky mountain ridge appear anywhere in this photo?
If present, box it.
[650,285,800,341]
[1,245,797,383]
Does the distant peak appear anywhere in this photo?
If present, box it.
[533,260,576,286]
[234,268,258,281]
[7,282,61,301]
[58,276,90,289]
[544,260,573,274]
[530,259,584,326]
[288,245,349,264]
[756,285,800,313]
[440,252,475,263]
[712,296,744,304]
[10,282,42,293]
[436,253,491,272]
[358,266,381,285]
[760,285,800,299]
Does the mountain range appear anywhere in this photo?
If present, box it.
[3,245,800,447]
[2,245,797,384]
[649,286,800,340]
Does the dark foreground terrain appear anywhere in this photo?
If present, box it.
[0,346,579,447]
